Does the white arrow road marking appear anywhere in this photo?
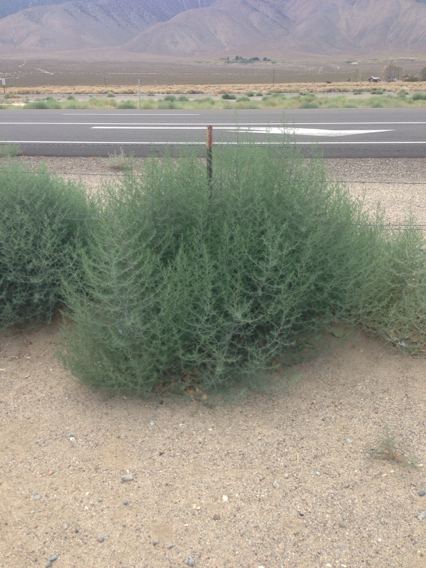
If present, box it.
[233,127,392,137]
[91,126,392,137]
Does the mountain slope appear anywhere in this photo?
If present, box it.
[2,0,426,57]
[0,0,215,51]
[125,0,426,57]
[0,0,96,19]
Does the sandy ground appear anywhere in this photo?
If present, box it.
[1,158,426,568]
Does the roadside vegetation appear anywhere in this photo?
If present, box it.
[2,90,426,110]
[2,81,426,110]
[2,131,426,398]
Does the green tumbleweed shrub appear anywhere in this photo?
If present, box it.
[0,163,91,328]
[59,133,426,396]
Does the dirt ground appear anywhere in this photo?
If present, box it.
[1,158,426,568]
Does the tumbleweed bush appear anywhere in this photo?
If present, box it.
[60,132,426,396]
[0,162,91,328]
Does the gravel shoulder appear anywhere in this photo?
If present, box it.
[1,157,426,568]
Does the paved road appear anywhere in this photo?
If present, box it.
[1,108,426,158]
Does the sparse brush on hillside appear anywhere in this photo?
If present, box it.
[59,132,426,397]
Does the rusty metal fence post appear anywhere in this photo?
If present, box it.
[207,125,213,189]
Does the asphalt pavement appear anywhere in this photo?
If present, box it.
[1,108,426,158]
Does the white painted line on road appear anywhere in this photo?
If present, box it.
[2,141,426,145]
[62,113,200,116]
[91,126,392,137]
[233,127,392,137]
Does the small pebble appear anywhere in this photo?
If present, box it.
[418,511,426,520]
[123,501,129,506]
[150,420,155,426]
[343,483,350,488]
[273,480,280,489]
[166,543,174,549]
[121,474,133,483]
[419,490,426,497]
[32,494,41,500]
[62,525,68,530]
[153,540,159,546]
[45,562,52,568]
[222,495,228,502]
[213,514,220,521]
[69,437,75,443]
[249,540,253,546]
[347,438,354,444]
[284,473,289,479]
[315,471,321,476]
[50,556,58,563]
[185,557,195,566]
[99,536,105,543]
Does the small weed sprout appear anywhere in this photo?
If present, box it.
[366,423,417,467]
[107,149,134,171]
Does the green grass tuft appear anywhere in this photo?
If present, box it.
[0,144,22,157]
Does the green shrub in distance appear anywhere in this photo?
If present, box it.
[246,91,255,97]
[299,101,319,109]
[24,101,49,109]
[222,93,237,100]
[157,100,176,109]
[67,95,76,100]
[236,96,251,102]
[0,163,91,328]
[178,95,190,102]
[412,92,426,101]
[116,102,137,109]
[107,91,115,98]
[397,87,409,97]
[164,95,176,101]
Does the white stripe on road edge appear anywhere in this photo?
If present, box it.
[91,126,392,137]
[1,141,424,145]
[232,127,392,137]
[62,113,200,116]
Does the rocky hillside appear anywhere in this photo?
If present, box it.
[125,0,426,57]
[0,0,215,52]
[1,0,426,57]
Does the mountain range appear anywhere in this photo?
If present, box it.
[1,0,426,58]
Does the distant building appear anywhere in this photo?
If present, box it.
[368,77,382,82]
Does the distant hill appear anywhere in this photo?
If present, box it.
[0,0,215,52]
[125,0,426,58]
[0,0,97,19]
[1,0,426,57]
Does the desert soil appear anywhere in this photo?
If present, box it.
[1,157,426,568]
